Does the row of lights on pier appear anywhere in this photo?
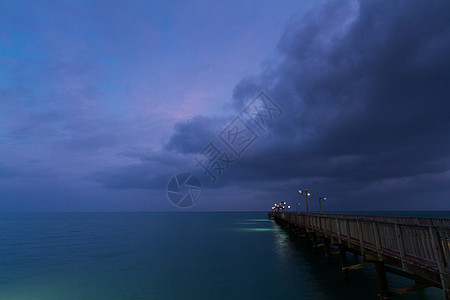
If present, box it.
[272,189,327,214]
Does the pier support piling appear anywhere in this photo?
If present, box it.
[339,245,349,279]
[312,233,318,253]
[324,239,332,264]
[375,262,389,300]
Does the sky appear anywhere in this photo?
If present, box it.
[1,0,450,212]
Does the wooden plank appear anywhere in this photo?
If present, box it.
[346,219,351,248]
[357,219,365,258]
[430,227,450,299]
[384,265,440,288]
[336,218,342,243]
[373,222,382,261]
[389,282,432,297]
[442,232,450,268]
[342,261,374,272]
[395,224,406,270]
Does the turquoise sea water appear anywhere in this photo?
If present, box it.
[0,212,446,299]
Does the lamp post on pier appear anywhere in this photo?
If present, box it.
[296,202,301,214]
[319,197,327,214]
[298,189,310,214]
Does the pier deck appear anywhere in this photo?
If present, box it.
[269,211,450,299]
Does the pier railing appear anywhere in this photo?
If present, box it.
[271,211,450,297]
[297,213,450,228]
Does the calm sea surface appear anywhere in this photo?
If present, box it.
[0,212,447,299]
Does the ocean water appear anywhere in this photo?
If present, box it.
[0,212,445,300]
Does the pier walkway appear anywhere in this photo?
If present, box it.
[269,212,450,299]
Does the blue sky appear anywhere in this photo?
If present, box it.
[1,0,450,211]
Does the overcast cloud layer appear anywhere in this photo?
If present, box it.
[1,0,450,211]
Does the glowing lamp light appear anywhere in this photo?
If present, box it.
[298,188,310,214]
[319,196,328,214]
[299,190,311,196]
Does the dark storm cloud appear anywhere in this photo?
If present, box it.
[160,0,450,208]
[273,0,450,181]
[92,0,450,210]
[164,115,228,154]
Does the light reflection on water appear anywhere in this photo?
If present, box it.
[233,218,274,231]
[235,228,276,232]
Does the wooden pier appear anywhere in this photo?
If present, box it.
[268,211,450,299]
